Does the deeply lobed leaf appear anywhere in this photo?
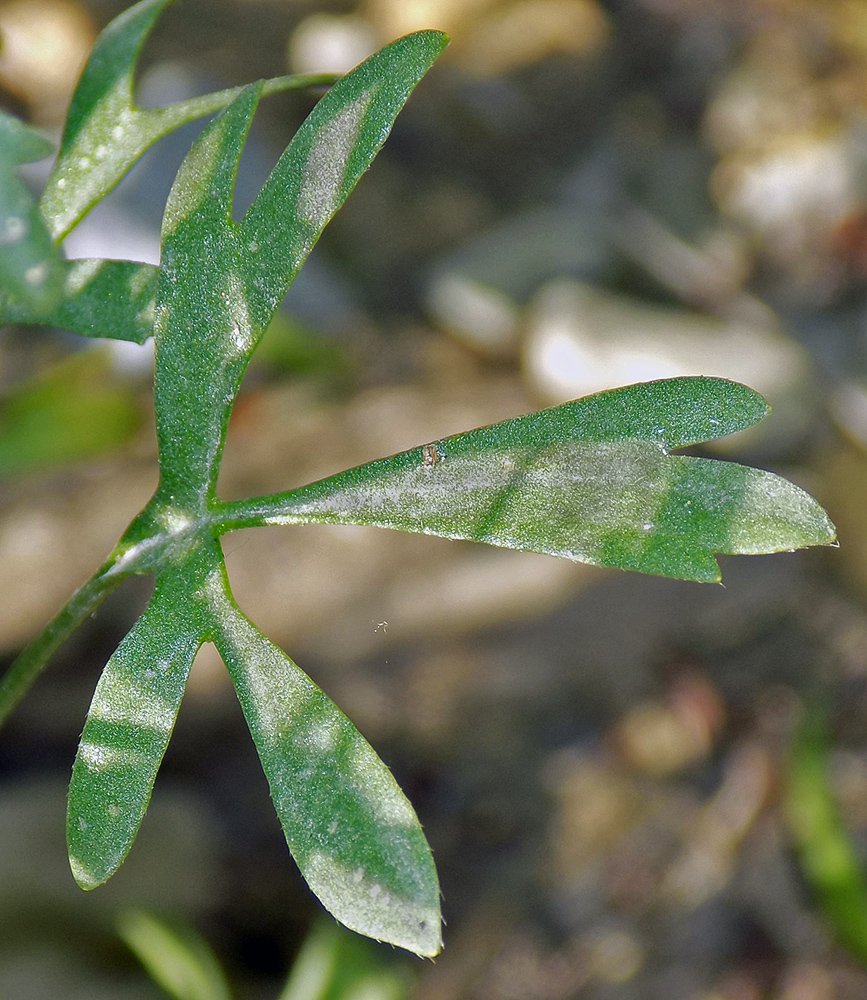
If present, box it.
[151,31,447,503]
[39,0,339,244]
[222,378,837,583]
[0,0,840,965]
[61,20,449,957]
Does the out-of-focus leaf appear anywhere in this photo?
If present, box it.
[118,909,232,1000]
[0,258,157,342]
[0,110,54,165]
[0,349,141,475]
[38,0,338,244]
[786,705,867,963]
[221,377,836,583]
[208,572,442,958]
[0,110,62,311]
[255,312,352,380]
[67,560,206,889]
[278,919,411,1000]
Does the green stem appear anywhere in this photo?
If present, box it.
[143,73,341,141]
[0,561,126,727]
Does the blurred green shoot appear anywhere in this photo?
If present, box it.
[786,702,867,963]
[119,910,411,1000]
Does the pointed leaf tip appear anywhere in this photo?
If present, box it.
[209,589,442,957]
[228,377,836,583]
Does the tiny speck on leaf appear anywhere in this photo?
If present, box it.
[422,443,442,467]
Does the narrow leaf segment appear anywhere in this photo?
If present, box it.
[209,570,442,957]
[39,0,339,244]
[0,259,157,343]
[221,377,837,583]
[67,551,209,889]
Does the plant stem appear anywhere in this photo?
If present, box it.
[0,564,124,727]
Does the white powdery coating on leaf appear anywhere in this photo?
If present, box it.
[107,532,167,575]
[223,271,255,355]
[69,854,97,887]
[89,681,176,732]
[206,577,441,954]
[162,115,229,238]
[135,300,155,329]
[77,740,145,773]
[128,265,153,297]
[723,465,833,551]
[345,740,417,827]
[293,711,342,754]
[158,507,193,534]
[303,850,441,956]
[213,594,312,737]
[298,87,373,229]
[65,257,104,294]
[78,741,108,771]
[291,439,667,539]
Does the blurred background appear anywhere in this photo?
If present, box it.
[4,0,867,996]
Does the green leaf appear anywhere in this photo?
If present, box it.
[152,30,447,506]
[207,570,442,957]
[118,909,232,1000]
[786,704,867,963]
[220,377,837,583]
[2,22,450,957]
[38,0,338,244]
[0,349,141,475]
[277,919,410,1000]
[0,110,54,165]
[0,0,839,966]
[0,258,156,342]
[153,81,264,507]
[0,111,63,312]
[238,30,449,322]
[0,27,447,733]
[67,559,207,889]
